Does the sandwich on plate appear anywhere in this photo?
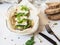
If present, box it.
[7,0,39,35]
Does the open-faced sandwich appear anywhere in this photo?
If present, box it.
[7,0,39,35]
[9,5,33,30]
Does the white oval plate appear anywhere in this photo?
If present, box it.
[7,0,39,35]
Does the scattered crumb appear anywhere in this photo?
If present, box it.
[4,37,7,39]
[18,37,20,39]
[53,23,58,25]
[11,39,14,41]
[15,44,16,45]
[38,38,42,42]
[37,37,42,43]
[48,21,51,23]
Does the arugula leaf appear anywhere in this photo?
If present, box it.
[25,36,35,45]
[20,5,29,11]
[17,19,27,23]
[15,13,29,17]
[16,13,25,17]
[15,19,32,30]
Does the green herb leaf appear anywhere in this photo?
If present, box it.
[15,25,25,30]
[20,5,29,11]
[25,36,35,45]
[17,19,27,23]
[16,13,25,17]
[16,13,29,17]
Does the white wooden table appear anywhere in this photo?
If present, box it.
[0,3,60,45]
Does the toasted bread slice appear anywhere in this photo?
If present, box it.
[46,2,60,9]
[45,8,60,15]
[47,13,60,20]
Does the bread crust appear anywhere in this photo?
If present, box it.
[45,8,60,15]
[46,2,60,9]
[47,13,60,20]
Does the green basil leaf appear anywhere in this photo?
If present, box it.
[25,36,35,45]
